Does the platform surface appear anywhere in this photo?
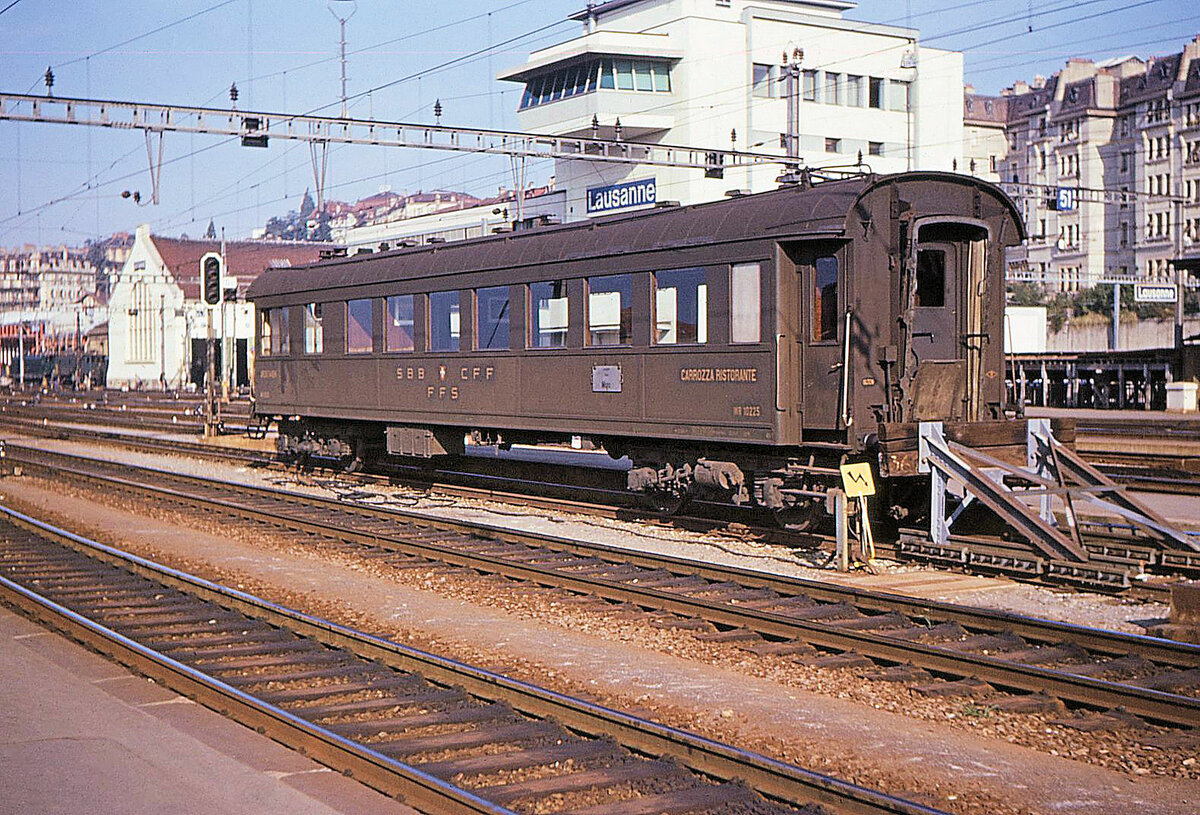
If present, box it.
[0,606,416,815]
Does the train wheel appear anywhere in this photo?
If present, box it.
[771,501,824,532]
[644,493,689,515]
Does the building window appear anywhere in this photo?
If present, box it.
[654,268,707,345]
[475,286,510,350]
[916,249,946,307]
[812,257,838,342]
[825,137,841,153]
[730,263,760,344]
[587,274,632,346]
[868,77,884,109]
[346,299,373,354]
[522,58,670,109]
[752,63,774,98]
[429,291,461,352]
[846,74,863,107]
[529,281,569,348]
[385,294,415,353]
[868,141,883,157]
[802,69,818,102]
[889,80,909,112]
[303,303,323,354]
[824,72,842,105]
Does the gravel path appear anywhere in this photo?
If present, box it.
[2,465,1199,814]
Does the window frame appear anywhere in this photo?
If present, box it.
[811,255,840,344]
[730,262,762,345]
[652,267,708,346]
[586,273,634,347]
[384,294,416,354]
[303,302,324,354]
[345,298,374,355]
[428,290,463,353]
[475,285,511,351]
[528,280,570,349]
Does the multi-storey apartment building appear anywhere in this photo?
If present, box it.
[965,35,1200,292]
[499,0,964,220]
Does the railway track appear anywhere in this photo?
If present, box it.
[4,415,1199,592]
[0,506,942,815]
[7,443,1200,733]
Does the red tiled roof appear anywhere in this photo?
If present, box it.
[151,236,326,300]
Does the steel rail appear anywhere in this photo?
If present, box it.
[7,411,1198,591]
[0,505,942,815]
[8,443,1191,660]
[10,444,1200,729]
[0,543,513,814]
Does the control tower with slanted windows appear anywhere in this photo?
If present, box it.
[499,0,964,221]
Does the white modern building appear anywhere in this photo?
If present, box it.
[341,187,567,253]
[107,225,324,391]
[499,0,964,220]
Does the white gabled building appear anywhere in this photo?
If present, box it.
[107,225,324,391]
[499,0,964,220]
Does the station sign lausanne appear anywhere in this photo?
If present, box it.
[586,177,657,214]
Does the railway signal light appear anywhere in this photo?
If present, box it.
[201,252,224,306]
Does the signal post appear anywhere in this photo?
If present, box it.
[200,252,224,437]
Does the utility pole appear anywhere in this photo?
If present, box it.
[159,294,166,391]
[329,0,357,119]
[1174,197,1185,351]
[782,49,803,164]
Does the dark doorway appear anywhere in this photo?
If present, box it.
[190,338,222,389]
[235,338,249,388]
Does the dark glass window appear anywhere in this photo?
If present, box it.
[520,58,672,109]
[476,286,510,350]
[529,281,568,348]
[346,299,373,354]
[587,274,632,346]
[654,268,707,345]
[385,295,415,352]
[267,307,289,355]
[429,291,461,352]
[869,76,884,108]
[916,249,946,307]
[812,256,838,342]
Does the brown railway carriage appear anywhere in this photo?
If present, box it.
[247,171,1038,519]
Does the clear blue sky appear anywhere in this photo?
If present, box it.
[0,0,1195,247]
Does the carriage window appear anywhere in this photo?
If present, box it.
[429,290,461,352]
[263,307,289,355]
[260,310,273,356]
[385,295,415,352]
[303,303,323,354]
[346,299,373,354]
[587,274,632,346]
[654,268,707,345]
[476,286,510,350]
[916,249,946,307]
[529,281,568,348]
[812,256,838,342]
[730,263,761,343]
